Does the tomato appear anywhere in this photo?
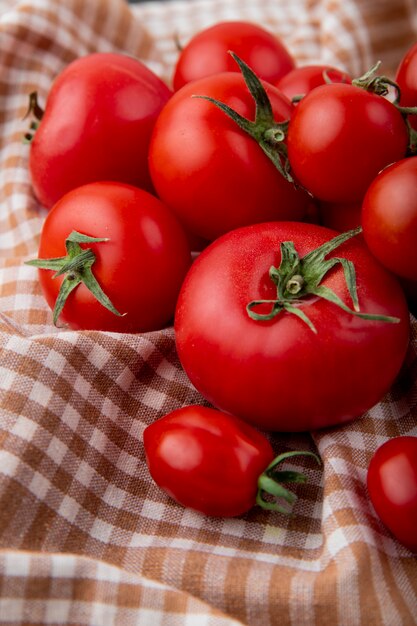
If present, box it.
[149,71,310,241]
[395,41,417,130]
[286,83,409,203]
[144,405,320,517]
[174,222,409,432]
[275,64,351,102]
[367,436,417,552]
[27,53,172,209]
[27,182,191,332]
[173,20,295,91]
[362,156,417,281]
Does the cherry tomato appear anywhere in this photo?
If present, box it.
[174,222,409,432]
[173,21,295,91]
[149,72,309,241]
[395,41,417,130]
[27,182,191,332]
[367,436,417,552]
[144,405,320,517]
[286,83,409,203]
[362,156,417,281]
[275,64,351,102]
[28,53,172,208]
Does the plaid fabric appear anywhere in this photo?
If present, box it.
[0,0,416,624]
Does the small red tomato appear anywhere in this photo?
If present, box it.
[27,182,191,332]
[144,405,320,517]
[27,53,172,208]
[173,21,295,91]
[362,156,417,281]
[275,64,351,102]
[367,436,417,552]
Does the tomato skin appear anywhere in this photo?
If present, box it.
[362,157,417,281]
[286,83,409,203]
[149,73,310,241]
[173,21,295,91]
[395,41,417,130]
[35,182,191,332]
[367,437,417,552]
[143,405,275,517]
[175,222,410,432]
[29,53,172,209]
[275,64,351,101]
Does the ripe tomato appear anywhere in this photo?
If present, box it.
[362,156,417,281]
[149,71,309,241]
[286,83,409,203]
[174,222,409,432]
[319,200,362,232]
[27,182,191,332]
[367,436,417,552]
[395,41,417,130]
[275,64,351,102]
[27,53,172,209]
[173,20,295,91]
[144,405,320,517]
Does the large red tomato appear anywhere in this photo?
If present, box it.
[367,436,417,552]
[275,64,351,102]
[286,83,409,203]
[174,222,410,431]
[173,20,295,91]
[362,156,417,281]
[149,71,309,241]
[27,53,172,208]
[27,182,191,332]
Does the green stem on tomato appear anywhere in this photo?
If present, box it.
[25,230,125,325]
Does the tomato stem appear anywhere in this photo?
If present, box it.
[256,450,321,514]
[22,91,44,144]
[25,230,125,325]
[247,226,401,332]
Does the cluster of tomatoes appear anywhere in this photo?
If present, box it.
[25,21,417,550]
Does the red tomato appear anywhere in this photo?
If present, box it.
[27,182,191,332]
[174,222,409,431]
[28,53,172,208]
[144,405,320,517]
[275,64,351,102]
[367,436,417,552]
[362,156,417,281]
[395,41,417,130]
[144,405,275,516]
[149,72,309,241]
[173,21,295,91]
[286,83,409,203]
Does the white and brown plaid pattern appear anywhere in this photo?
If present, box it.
[0,0,416,624]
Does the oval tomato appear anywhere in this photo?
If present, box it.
[275,64,351,102]
[174,222,409,432]
[173,20,295,91]
[28,53,172,209]
[144,405,320,517]
[362,156,417,281]
[149,72,309,241]
[27,182,191,332]
[286,83,409,203]
[367,436,417,552]
[395,41,417,130]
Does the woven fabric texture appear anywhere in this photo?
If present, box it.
[0,0,416,624]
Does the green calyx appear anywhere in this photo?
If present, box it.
[22,91,44,144]
[26,231,124,325]
[257,450,321,514]
[247,226,400,333]
[192,52,293,183]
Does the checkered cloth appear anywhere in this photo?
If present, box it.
[0,0,416,624]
